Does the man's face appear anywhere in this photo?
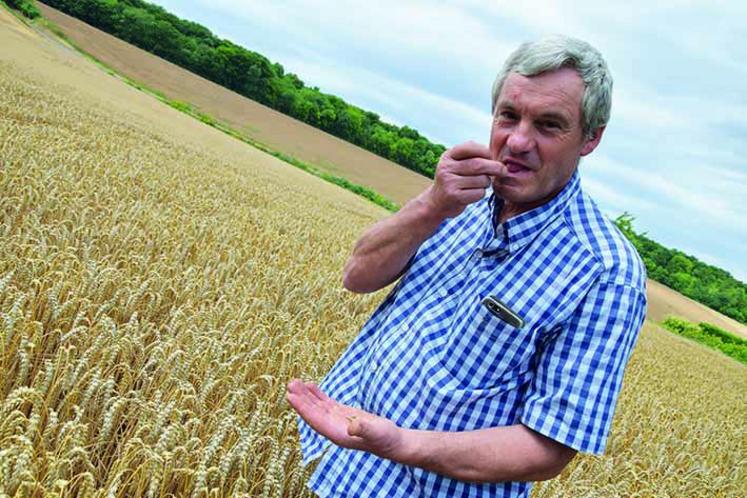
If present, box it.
[489,67,603,212]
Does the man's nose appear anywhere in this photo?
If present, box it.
[506,121,534,154]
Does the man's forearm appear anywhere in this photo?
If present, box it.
[286,382,575,485]
[343,142,505,293]
[343,187,446,293]
[391,424,576,483]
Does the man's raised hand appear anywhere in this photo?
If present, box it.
[423,141,506,219]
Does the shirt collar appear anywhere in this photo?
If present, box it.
[487,170,581,253]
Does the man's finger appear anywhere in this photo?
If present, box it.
[287,391,316,421]
[448,141,492,161]
[452,174,491,190]
[453,157,506,177]
[307,382,332,404]
[347,417,367,438]
[288,381,324,411]
[287,378,305,394]
[288,380,331,408]
[288,391,344,438]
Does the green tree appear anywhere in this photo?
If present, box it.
[6,0,41,18]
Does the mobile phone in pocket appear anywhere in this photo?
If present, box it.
[481,295,525,329]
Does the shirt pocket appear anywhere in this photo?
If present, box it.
[437,298,537,391]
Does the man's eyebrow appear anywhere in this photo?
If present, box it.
[537,111,571,126]
[495,102,572,125]
[495,101,516,111]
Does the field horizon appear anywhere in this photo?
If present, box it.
[1,4,745,497]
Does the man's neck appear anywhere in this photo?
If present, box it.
[496,199,543,225]
[496,202,521,225]
[495,172,577,225]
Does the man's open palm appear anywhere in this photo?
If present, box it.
[286,379,404,459]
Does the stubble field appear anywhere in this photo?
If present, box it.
[1,7,745,498]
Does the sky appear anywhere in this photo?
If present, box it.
[153,0,747,282]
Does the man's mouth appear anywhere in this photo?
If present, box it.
[503,158,533,174]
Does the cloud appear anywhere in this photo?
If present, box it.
[196,0,517,67]
[591,154,746,226]
[153,0,747,280]
[581,175,656,216]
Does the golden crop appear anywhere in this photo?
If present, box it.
[1,34,745,498]
[0,63,384,497]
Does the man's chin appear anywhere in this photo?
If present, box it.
[492,180,528,200]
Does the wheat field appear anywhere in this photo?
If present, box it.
[1,8,745,498]
[0,68,383,497]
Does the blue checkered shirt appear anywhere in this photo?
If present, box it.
[298,171,647,497]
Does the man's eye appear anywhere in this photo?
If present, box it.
[541,121,561,130]
[499,111,517,120]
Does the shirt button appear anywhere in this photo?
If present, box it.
[403,323,410,332]
[370,360,379,371]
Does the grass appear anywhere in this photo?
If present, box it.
[661,317,747,365]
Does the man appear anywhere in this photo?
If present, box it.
[287,35,647,497]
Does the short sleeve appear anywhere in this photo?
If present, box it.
[520,281,647,454]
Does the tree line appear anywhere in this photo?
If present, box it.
[615,214,747,324]
[40,0,446,178]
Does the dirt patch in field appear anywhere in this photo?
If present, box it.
[36,2,432,206]
[646,279,747,339]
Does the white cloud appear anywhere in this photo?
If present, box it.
[591,154,746,228]
[613,89,689,131]
[197,0,516,67]
[581,176,656,216]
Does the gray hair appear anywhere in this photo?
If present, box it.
[491,35,613,138]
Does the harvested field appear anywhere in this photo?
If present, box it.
[646,279,747,339]
[1,7,745,497]
[36,2,432,206]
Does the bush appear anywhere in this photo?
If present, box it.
[5,0,41,19]
[698,322,747,346]
[661,317,747,365]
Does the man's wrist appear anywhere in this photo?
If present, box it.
[410,186,449,226]
[386,427,433,468]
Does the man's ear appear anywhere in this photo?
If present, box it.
[580,126,606,157]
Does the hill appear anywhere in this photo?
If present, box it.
[38,0,447,182]
[35,1,431,206]
[647,280,747,339]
